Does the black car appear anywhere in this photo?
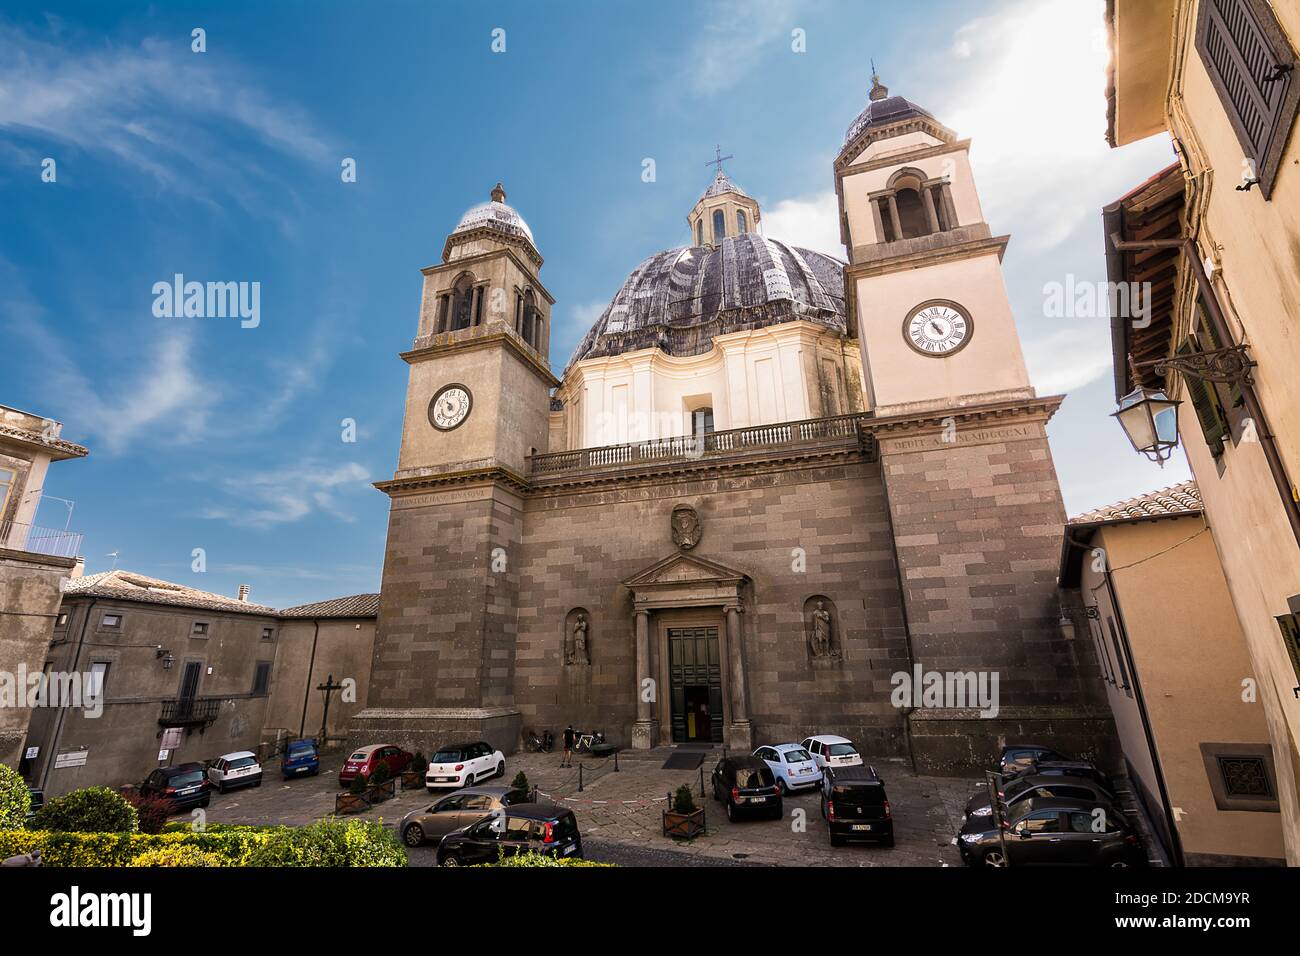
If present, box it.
[958,797,1143,867]
[140,762,211,812]
[998,744,1071,777]
[1016,760,1116,797]
[710,755,782,821]
[821,764,893,846]
[400,785,529,846]
[435,803,582,866]
[964,773,1116,823]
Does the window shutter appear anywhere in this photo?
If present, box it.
[1195,297,1245,412]
[1196,0,1300,199]
[1276,613,1300,689]
[1176,337,1229,457]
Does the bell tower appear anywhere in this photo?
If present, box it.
[351,183,558,755]
[837,73,1034,417]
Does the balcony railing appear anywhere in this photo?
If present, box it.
[0,520,83,558]
[529,413,871,476]
[159,697,222,727]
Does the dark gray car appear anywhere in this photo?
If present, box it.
[400,785,528,847]
[964,773,1116,823]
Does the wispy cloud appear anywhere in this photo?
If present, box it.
[761,191,844,259]
[0,23,330,209]
[1022,324,1115,395]
[682,0,808,95]
[200,460,371,529]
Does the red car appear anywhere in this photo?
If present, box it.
[339,744,412,786]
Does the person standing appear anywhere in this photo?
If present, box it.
[562,724,576,768]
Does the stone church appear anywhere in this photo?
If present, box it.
[350,75,1112,772]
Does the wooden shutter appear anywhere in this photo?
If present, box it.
[1196,0,1300,199]
[1177,337,1230,457]
[1276,613,1300,689]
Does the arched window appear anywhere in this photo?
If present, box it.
[895,188,931,240]
[696,219,704,247]
[712,209,726,243]
[736,210,747,234]
[521,289,538,348]
[450,275,475,331]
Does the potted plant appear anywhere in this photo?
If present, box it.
[402,752,427,790]
[336,772,370,814]
[367,760,395,803]
[662,784,705,840]
[510,770,532,801]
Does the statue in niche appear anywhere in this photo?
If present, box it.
[568,613,590,665]
[671,504,701,550]
[809,600,839,659]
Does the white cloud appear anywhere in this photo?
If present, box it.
[761,191,845,259]
[683,0,809,95]
[201,460,371,529]
[1022,324,1115,395]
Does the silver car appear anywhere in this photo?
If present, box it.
[753,743,822,792]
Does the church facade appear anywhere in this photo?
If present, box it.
[349,76,1114,773]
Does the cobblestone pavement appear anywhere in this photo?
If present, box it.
[200,748,972,867]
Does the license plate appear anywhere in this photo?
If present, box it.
[563,845,577,856]
[852,824,872,831]
[180,788,197,795]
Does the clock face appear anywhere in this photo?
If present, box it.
[904,301,972,356]
[428,384,473,431]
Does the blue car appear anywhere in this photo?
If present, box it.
[281,739,320,778]
[753,743,822,793]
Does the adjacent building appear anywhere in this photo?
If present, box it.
[1061,481,1285,865]
[1103,0,1300,862]
[0,404,87,769]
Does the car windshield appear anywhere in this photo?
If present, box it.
[827,743,857,756]
[349,752,368,761]
[227,757,257,769]
[1003,778,1034,800]
[784,749,811,762]
[549,814,577,840]
[170,770,205,787]
[501,790,527,805]
[288,742,315,754]
[432,750,462,762]
[831,784,883,804]
[735,767,775,789]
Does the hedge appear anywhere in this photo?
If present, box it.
[485,851,614,867]
[0,829,268,867]
[0,766,29,830]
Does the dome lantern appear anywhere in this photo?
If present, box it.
[687,147,761,249]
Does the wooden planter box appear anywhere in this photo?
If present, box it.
[367,779,396,803]
[336,791,370,815]
[662,807,706,840]
[400,770,424,790]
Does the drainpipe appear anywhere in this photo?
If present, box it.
[1111,234,1300,549]
[298,620,320,739]
[1100,569,1185,867]
[39,598,95,794]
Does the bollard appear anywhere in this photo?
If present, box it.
[699,765,705,796]
[614,750,620,772]
[578,763,584,793]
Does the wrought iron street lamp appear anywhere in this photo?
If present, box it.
[1112,387,1181,466]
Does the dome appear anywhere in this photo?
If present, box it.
[450,183,534,245]
[843,74,933,147]
[568,233,846,367]
[701,167,749,200]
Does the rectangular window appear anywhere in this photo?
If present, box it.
[1088,615,1116,684]
[1106,617,1133,695]
[1177,336,1231,458]
[252,662,272,696]
[261,626,275,641]
[101,613,122,629]
[1195,0,1300,199]
[191,622,209,636]
[0,466,14,517]
[55,611,68,627]
[1276,613,1300,695]
[87,661,110,699]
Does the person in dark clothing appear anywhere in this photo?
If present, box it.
[562,725,576,768]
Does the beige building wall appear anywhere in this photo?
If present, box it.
[264,617,376,746]
[1081,517,1284,863]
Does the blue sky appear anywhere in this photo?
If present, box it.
[0,0,1189,608]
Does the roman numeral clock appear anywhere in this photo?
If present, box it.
[904,300,972,356]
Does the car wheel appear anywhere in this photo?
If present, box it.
[771,802,783,820]
[496,761,505,778]
[820,794,827,820]
[983,850,1008,867]
[775,778,786,795]
[830,834,844,847]
[216,781,224,794]
[726,800,736,822]
[882,835,895,848]
[464,773,474,787]
[201,797,210,808]
[253,779,261,788]
[403,824,424,847]
[440,853,462,867]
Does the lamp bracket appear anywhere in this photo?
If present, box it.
[1141,345,1256,386]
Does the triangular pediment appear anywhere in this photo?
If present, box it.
[623,552,749,589]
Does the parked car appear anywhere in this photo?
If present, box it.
[958,797,1143,867]
[710,755,783,821]
[400,785,529,847]
[207,751,263,793]
[1014,760,1116,797]
[821,764,893,847]
[425,741,505,791]
[140,763,211,812]
[964,773,1116,822]
[801,734,863,772]
[280,739,320,779]
[338,744,413,786]
[753,743,821,793]
[998,744,1071,777]
[435,803,582,866]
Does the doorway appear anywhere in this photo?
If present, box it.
[667,626,723,743]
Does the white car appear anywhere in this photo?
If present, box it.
[207,751,263,793]
[425,740,505,791]
[754,743,822,792]
[800,735,863,772]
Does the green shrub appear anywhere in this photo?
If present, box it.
[129,845,226,867]
[672,784,697,814]
[123,792,172,834]
[487,850,614,867]
[510,770,530,795]
[348,772,368,795]
[0,829,268,867]
[369,761,391,785]
[32,786,138,833]
[245,818,406,867]
[0,765,30,829]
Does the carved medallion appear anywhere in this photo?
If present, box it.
[670,504,701,550]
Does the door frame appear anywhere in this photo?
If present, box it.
[654,608,730,747]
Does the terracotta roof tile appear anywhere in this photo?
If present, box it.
[278,593,380,619]
[1070,480,1202,525]
[62,571,276,615]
